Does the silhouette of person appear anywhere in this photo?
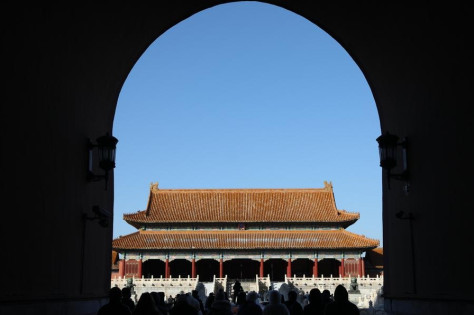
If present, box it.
[232,291,247,314]
[209,289,233,315]
[237,291,262,315]
[284,291,303,315]
[122,287,136,313]
[132,292,162,315]
[303,288,323,315]
[193,289,206,314]
[233,281,243,303]
[151,291,170,314]
[324,285,359,315]
[321,290,332,310]
[169,293,200,315]
[97,287,132,315]
[205,292,215,314]
[262,290,289,315]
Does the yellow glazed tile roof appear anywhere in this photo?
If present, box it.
[124,181,359,226]
[112,229,379,250]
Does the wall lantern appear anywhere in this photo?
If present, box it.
[376,131,408,189]
[88,132,118,190]
[83,205,111,228]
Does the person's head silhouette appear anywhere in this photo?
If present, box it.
[334,285,349,303]
[109,286,122,303]
[288,290,297,303]
[308,288,321,304]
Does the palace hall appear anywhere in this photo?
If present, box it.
[112,181,379,282]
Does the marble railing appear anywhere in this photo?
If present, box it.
[111,275,200,302]
[285,274,383,292]
[110,274,383,304]
[111,274,199,289]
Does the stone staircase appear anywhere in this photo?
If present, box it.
[227,279,257,299]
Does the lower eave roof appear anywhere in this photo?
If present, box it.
[112,229,379,251]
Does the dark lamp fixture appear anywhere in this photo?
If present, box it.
[88,132,118,190]
[376,131,408,189]
[83,206,111,227]
[395,210,414,220]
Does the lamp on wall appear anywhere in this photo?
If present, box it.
[376,131,408,189]
[83,205,111,227]
[88,132,118,190]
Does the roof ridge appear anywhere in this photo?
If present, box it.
[151,188,329,192]
[139,229,348,235]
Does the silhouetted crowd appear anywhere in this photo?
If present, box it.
[98,284,359,315]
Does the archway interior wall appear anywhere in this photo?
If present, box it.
[5,2,473,313]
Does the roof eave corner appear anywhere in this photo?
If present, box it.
[124,219,141,229]
[342,218,358,229]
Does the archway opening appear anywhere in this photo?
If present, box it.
[143,259,165,278]
[318,258,340,277]
[112,1,381,286]
[169,259,191,278]
[196,259,219,282]
[224,259,260,280]
[264,259,287,282]
[292,258,313,277]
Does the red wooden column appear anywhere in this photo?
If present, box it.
[358,257,363,277]
[192,258,196,278]
[137,259,143,278]
[286,258,292,278]
[165,258,170,278]
[340,258,345,277]
[259,259,264,278]
[362,258,366,277]
[313,258,319,277]
[219,258,224,278]
[118,259,125,278]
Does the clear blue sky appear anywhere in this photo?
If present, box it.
[113,2,383,246]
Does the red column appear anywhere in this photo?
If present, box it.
[259,259,264,278]
[287,258,292,278]
[165,258,170,278]
[119,259,125,278]
[219,258,223,278]
[137,259,143,278]
[358,258,363,277]
[192,258,196,278]
[340,258,345,277]
[313,258,318,277]
[362,258,366,277]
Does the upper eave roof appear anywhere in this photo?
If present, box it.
[123,181,359,227]
[112,229,379,251]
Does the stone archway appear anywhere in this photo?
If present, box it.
[6,2,474,314]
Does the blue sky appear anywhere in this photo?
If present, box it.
[113,2,383,246]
